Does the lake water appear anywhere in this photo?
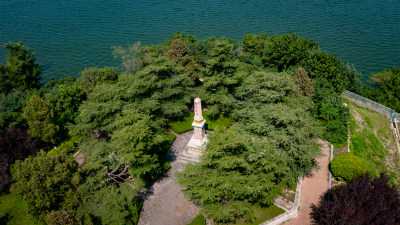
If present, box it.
[1,0,399,84]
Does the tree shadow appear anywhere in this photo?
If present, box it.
[0,213,11,225]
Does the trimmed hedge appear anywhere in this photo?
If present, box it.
[331,153,374,182]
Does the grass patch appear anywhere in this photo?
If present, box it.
[0,193,40,225]
[165,130,177,146]
[365,116,374,129]
[280,182,297,202]
[131,199,143,225]
[281,189,295,203]
[168,111,234,134]
[333,145,348,157]
[187,213,206,225]
[230,204,285,225]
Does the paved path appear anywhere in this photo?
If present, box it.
[138,131,199,225]
[285,140,330,225]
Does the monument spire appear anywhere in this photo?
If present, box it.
[194,98,203,122]
[191,98,206,140]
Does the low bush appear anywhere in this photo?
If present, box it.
[331,153,374,181]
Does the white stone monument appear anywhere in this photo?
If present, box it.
[179,98,208,163]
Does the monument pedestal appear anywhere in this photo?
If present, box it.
[186,133,208,154]
[179,134,208,163]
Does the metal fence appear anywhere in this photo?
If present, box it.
[342,90,398,123]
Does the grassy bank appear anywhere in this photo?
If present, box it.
[340,99,400,185]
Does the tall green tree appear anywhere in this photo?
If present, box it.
[47,83,84,125]
[0,88,33,129]
[76,67,119,94]
[293,67,314,97]
[264,34,319,71]
[241,33,318,71]
[11,151,80,219]
[22,95,59,144]
[74,56,193,135]
[75,109,171,224]
[0,42,41,93]
[166,38,199,78]
[199,38,246,116]
[303,51,348,93]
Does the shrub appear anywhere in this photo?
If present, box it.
[330,153,373,181]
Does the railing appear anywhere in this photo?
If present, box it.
[342,90,398,123]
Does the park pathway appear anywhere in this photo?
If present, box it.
[138,131,199,225]
[284,140,330,225]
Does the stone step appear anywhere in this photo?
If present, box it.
[178,152,200,163]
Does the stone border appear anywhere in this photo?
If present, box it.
[260,176,303,225]
[328,144,333,189]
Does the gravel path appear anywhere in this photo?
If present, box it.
[138,131,199,225]
[284,140,330,225]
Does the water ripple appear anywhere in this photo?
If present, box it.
[0,0,399,83]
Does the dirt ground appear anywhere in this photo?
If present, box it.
[284,140,330,225]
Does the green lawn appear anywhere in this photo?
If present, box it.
[168,111,234,134]
[230,204,285,225]
[0,193,39,225]
[187,213,206,225]
[340,98,400,185]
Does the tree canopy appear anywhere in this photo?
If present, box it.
[367,67,400,112]
[0,32,378,224]
[0,42,41,93]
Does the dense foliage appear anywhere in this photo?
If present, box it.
[178,129,289,222]
[366,67,400,112]
[0,42,41,94]
[11,151,80,219]
[312,78,349,146]
[310,173,400,225]
[45,210,93,225]
[178,69,320,222]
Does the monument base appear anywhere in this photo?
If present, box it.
[179,134,208,163]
